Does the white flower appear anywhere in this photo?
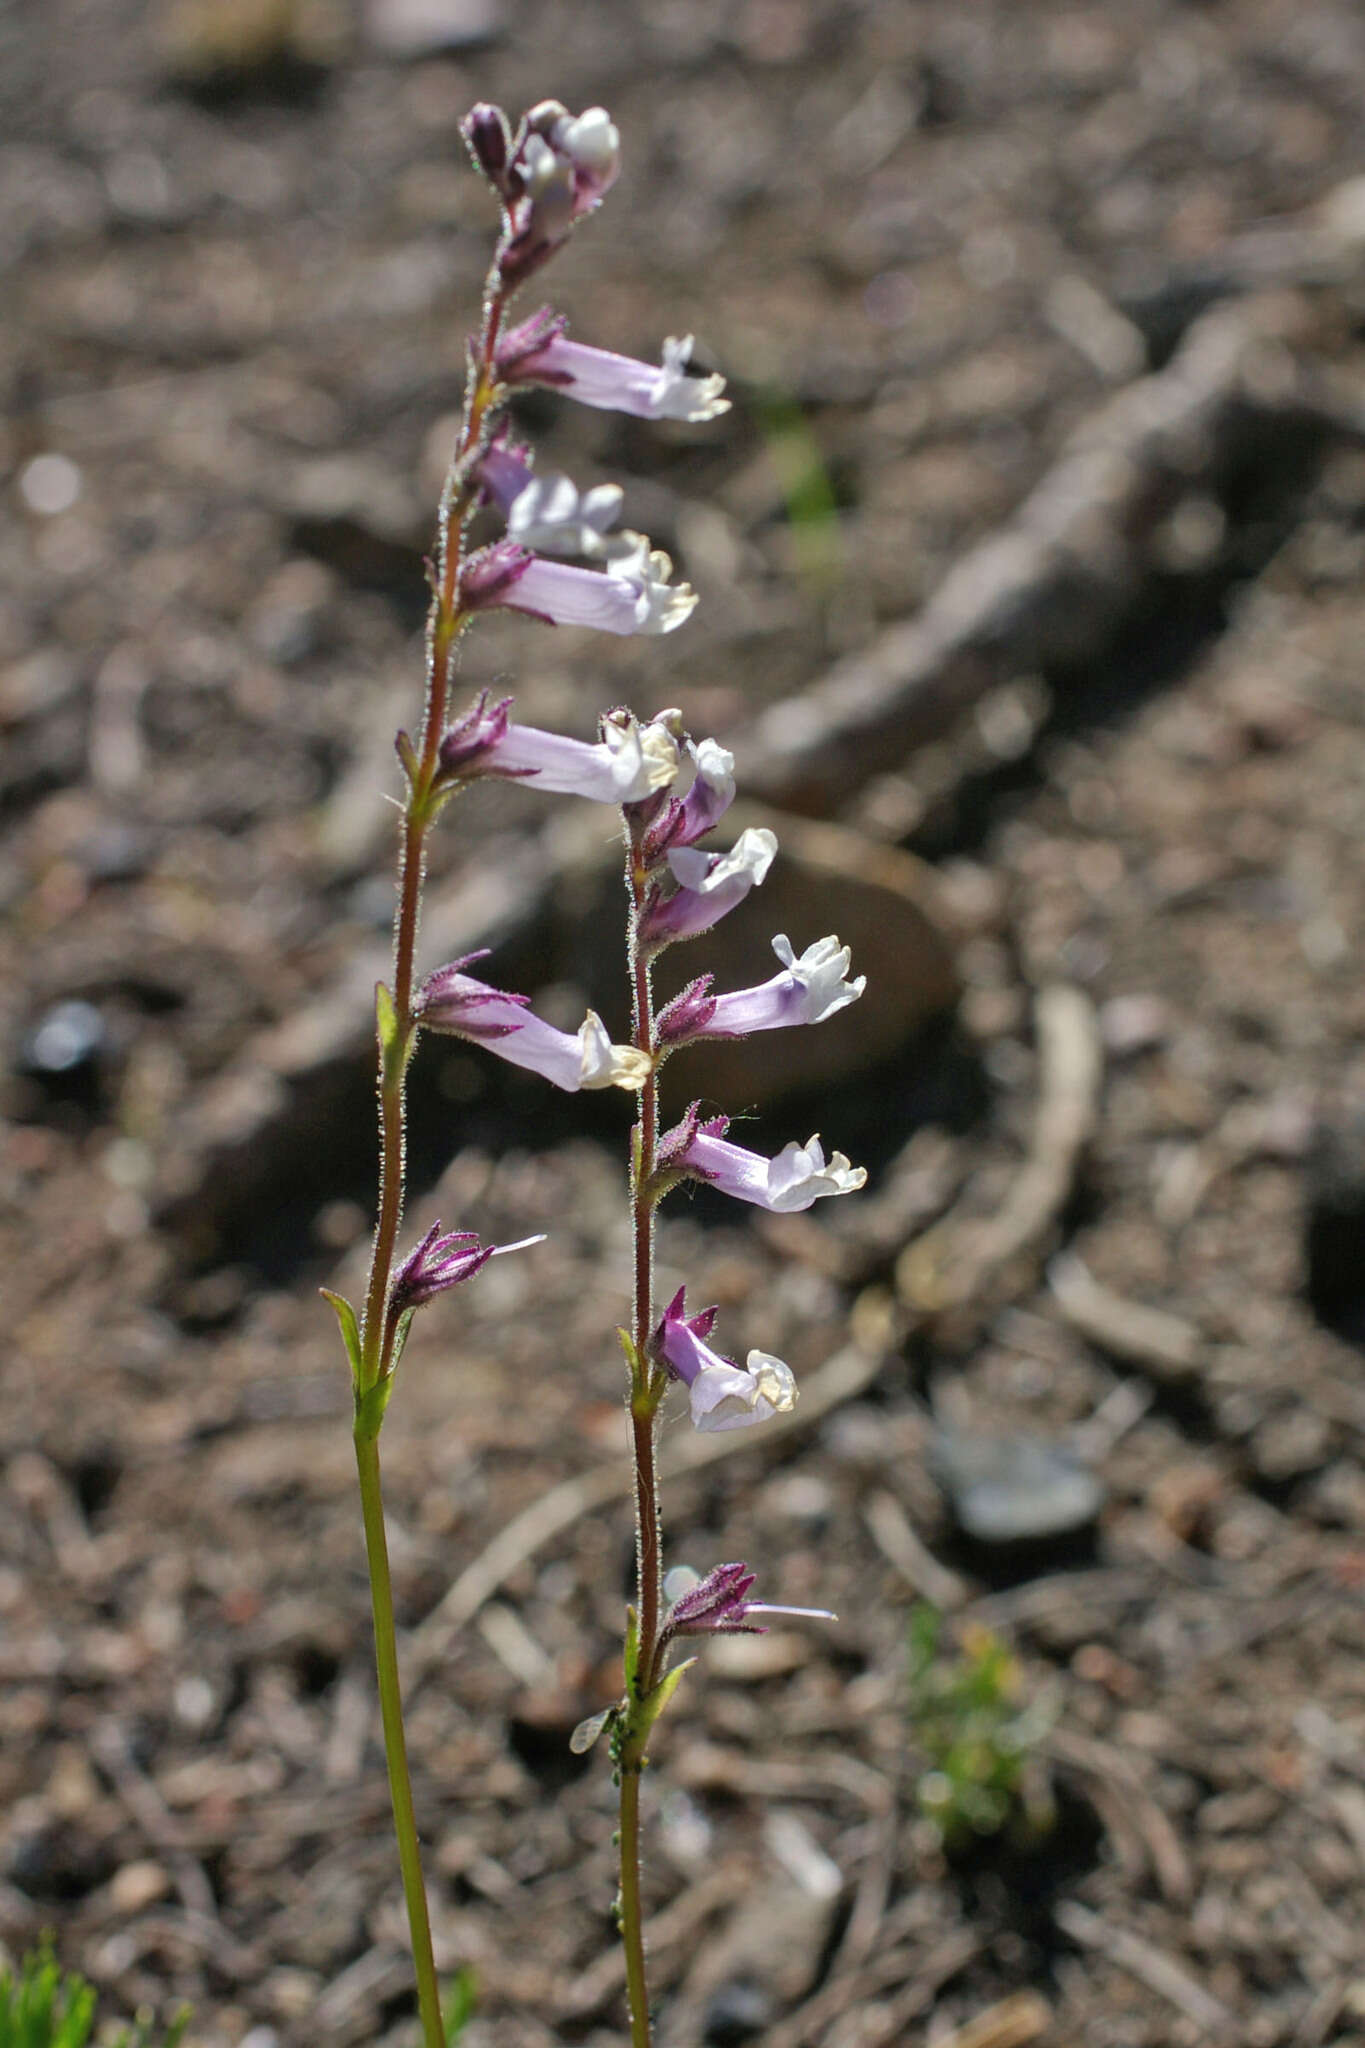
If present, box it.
[604,532,699,633]
[689,1351,798,1431]
[506,471,629,558]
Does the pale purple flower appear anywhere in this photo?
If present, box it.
[643,738,737,864]
[438,698,680,802]
[459,537,697,636]
[654,1287,797,1432]
[498,326,729,423]
[477,439,627,559]
[665,933,865,1045]
[637,827,777,949]
[661,1561,835,1640]
[672,1115,866,1212]
[390,1221,544,1316]
[415,954,649,1092]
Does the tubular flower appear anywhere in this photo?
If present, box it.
[661,1561,835,1640]
[667,933,865,1045]
[654,1288,797,1432]
[477,438,628,559]
[415,954,649,1092]
[459,537,697,637]
[643,738,737,864]
[497,325,729,423]
[438,699,681,802]
[390,1222,544,1316]
[671,1114,867,1212]
[637,828,778,949]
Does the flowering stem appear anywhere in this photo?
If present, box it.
[354,1428,445,2048]
[359,276,505,1384]
[348,270,507,2043]
[619,817,662,2048]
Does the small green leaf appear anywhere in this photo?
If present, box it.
[395,728,420,789]
[570,1705,617,1755]
[623,1605,640,1698]
[375,981,412,1088]
[442,1965,477,2043]
[320,1289,363,1388]
[388,1305,416,1377]
[641,1656,694,1734]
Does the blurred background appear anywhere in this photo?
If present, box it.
[5,2,1365,2043]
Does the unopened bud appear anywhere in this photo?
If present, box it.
[461,103,512,187]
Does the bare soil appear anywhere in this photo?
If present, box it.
[5,4,1365,2045]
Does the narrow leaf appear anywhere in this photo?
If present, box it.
[320,1289,363,1387]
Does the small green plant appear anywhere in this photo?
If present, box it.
[442,1966,476,2044]
[907,1605,1056,1850]
[0,1945,188,2048]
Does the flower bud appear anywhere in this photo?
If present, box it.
[461,102,512,188]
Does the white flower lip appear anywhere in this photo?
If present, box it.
[577,1011,651,1091]
[688,1351,797,1431]
[669,827,777,898]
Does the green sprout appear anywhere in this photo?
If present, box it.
[0,1945,188,2048]
[907,1605,1056,1850]
[756,388,844,599]
[442,1965,477,2045]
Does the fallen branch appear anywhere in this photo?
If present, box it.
[898,983,1102,1315]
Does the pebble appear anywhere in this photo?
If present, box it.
[109,1859,171,1913]
[931,1428,1104,1543]
[20,999,107,1075]
[364,0,504,55]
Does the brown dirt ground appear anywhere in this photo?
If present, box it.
[5,3,1365,2045]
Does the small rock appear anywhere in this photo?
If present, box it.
[932,1428,1104,1543]
[1100,992,1170,1057]
[1305,1108,1365,1343]
[708,1631,815,1681]
[20,999,107,1076]
[109,1859,171,1914]
[705,1979,775,2046]
[364,0,504,55]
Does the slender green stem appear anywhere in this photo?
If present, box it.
[618,1764,651,2048]
[354,1428,445,2048]
[346,269,510,2042]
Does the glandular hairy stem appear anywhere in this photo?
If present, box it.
[350,276,508,2045]
[619,810,662,2047]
